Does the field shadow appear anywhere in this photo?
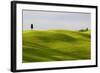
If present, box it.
[23,41,89,62]
[34,33,77,43]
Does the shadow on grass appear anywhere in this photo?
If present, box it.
[34,33,77,43]
[23,41,90,62]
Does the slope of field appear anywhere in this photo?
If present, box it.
[22,30,91,63]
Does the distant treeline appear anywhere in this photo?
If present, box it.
[79,28,89,32]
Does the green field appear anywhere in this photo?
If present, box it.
[22,30,91,63]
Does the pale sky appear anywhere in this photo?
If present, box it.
[22,10,91,30]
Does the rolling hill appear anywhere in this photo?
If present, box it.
[22,30,91,63]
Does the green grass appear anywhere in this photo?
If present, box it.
[22,30,91,63]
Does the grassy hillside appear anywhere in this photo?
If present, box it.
[22,30,91,63]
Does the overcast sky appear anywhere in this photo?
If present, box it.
[23,10,91,30]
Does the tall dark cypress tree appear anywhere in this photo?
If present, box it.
[31,24,33,30]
